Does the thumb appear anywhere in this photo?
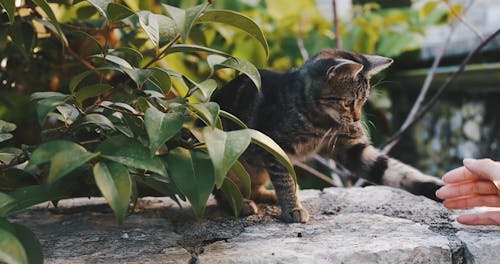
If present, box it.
[463,158,500,182]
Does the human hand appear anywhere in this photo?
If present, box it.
[436,158,500,225]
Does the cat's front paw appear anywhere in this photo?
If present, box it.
[404,176,444,202]
[241,199,259,216]
[281,207,309,223]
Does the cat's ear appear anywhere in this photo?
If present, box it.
[364,55,393,77]
[327,59,364,79]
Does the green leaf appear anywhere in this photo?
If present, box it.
[79,113,115,130]
[122,68,154,88]
[8,22,35,60]
[0,134,13,143]
[165,148,214,217]
[0,227,28,264]
[193,79,218,100]
[0,147,22,165]
[107,3,135,23]
[5,183,72,215]
[48,147,97,183]
[165,44,230,57]
[69,71,95,94]
[10,223,43,264]
[93,162,131,224]
[137,11,178,48]
[376,31,421,57]
[87,0,113,19]
[32,0,68,46]
[182,3,209,42]
[202,127,251,188]
[97,136,167,176]
[207,55,261,90]
[196,9,269,57]
[0,120,16,133]
[148,67,172,94]
[231,160,251,199]
[26,140,96,178]
[74,84,112,104]
[93,54,133,69]
[245,129,297,183]
[187,102,219,127]
[35,96,69,125]
[0,0,15,24]
[220,177,243,217]
[30,91,67,101]
[144,107,184,156]
[219,110,248,128]
[0,192,16,217]
[163,3,208,42]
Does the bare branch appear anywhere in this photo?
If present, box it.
[332,0,341,49]
[446,1,485,41]
[381,28,500,150]
[297,37,309,61]
[381,0,478,153]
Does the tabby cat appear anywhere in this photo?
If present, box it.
[212,49,443,223]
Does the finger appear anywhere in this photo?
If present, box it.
[463,158,500,182]
[457,211,500,225]
[443,195,500,209]
[436,181,497,199]
[442,166,481,184]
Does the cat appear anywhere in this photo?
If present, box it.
[211,49,443,223]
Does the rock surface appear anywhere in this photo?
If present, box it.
[9,186,500,264]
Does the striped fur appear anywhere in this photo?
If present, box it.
[212,49,443,223]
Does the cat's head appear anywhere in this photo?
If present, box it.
[300,49,393,124]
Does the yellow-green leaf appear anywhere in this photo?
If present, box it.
[0,226,28,264]
[196,9,269,57]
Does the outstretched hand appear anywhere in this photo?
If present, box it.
[436,158,500,225]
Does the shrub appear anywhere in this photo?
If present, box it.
[0,1,295,263]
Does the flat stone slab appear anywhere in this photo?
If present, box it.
[8,186,500,263]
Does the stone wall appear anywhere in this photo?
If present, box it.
[9,187,500,263]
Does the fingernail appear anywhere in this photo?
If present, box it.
[463,158,476,166]
[435,188,443,198]
[457,214,474,224]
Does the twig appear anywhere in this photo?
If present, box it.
[381,28,500,149]
[381,0,477,153]
[293,160,336,186]
[143,34,181,69]
[297,37,309,61]
[446,1,485,41]
[332,0,341,49]
[66,47,96,71]
[61,23,130,33]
